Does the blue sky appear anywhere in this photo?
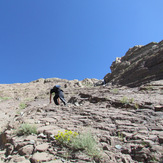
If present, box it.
[0,0,163,84]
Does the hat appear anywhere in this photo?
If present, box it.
[55,85,61,88]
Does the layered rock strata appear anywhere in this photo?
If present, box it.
[0,78,163,162]
[104,40,163,87]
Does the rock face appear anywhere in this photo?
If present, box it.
[0,78,163,162]
[104,40,163,87]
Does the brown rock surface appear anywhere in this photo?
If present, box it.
[104,40,163,87]
[30,152,54,163]
[36,143,49,152]
[0,78,163,162]
[18,145,34,156]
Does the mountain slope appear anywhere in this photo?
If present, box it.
[0,78,163,162]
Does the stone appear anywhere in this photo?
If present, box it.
[36,143,49,152]
[121,146,131,154]
[148,135,158,142]
[15,141,29,151]
[37,125,56,134]
[115,145,122,149]
[10,155,30,163]
[37,133,47,139]
[44,129,65,137]
[154,105,163,112]
[18,145,33,156]
[5,143,14,156]
[30,152,54,163]
[75,152,92,162]
[121,132,133,139]
[150,144,163,153]
[158,135,163,144]
[132,133,148,140]
[24,135,37,141]
[101,142,110,150]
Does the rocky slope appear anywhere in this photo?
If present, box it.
[0,78,163,163]
[104,40,163,87]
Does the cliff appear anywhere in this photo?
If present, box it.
[104,40,163,87]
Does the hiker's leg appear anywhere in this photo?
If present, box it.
[53,95,59,105]
[60,97,66,105]
[59,91,66,105]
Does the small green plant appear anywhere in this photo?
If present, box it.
[121,96,129,104]
[19,102,27,110]
[141,141,148,147]
[110,88,119,94]
[0,96,11,102]
[15,123,37,136]
[24,98,34,102]
[134,103,139,109]
[146,86,154,91]
[71,132,101,159]
[129,98,134,103]
[150,156,159,162]
[120,96,134,105]
[117,132,124,141]
[16,102,27,115]
[82,83,94,87]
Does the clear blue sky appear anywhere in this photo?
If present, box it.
[0,0,163,84]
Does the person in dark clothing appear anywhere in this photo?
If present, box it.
[49,85,66,105]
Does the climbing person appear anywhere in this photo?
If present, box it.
[49,85,66,105]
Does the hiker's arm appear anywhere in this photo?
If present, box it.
[57,98,60,105]
[49,93,52,104]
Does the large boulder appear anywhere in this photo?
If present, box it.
[104,40,163,87]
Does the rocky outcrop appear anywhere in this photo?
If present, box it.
[104,40,163,87]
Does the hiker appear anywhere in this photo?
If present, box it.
[49,85,66,105]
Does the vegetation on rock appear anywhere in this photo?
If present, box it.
[15,123,37,136]
[55,130,102,161]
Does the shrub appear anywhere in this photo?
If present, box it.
[16,123,37,136]
[55,130,102,160]
[55,130,78,145]
[71,132,101,159]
